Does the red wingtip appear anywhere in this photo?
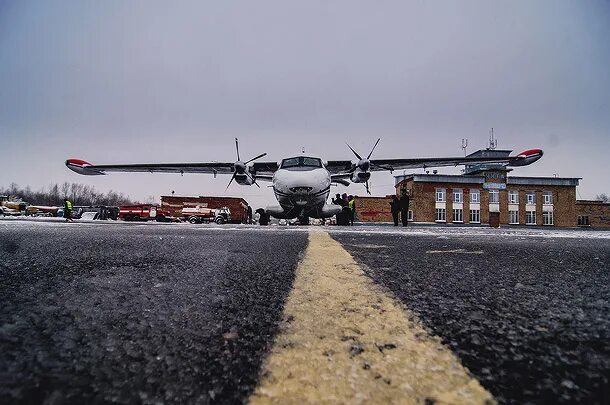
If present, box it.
[517,149,543,158]
[66,158,92,167]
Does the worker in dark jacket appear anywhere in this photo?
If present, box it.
[399,189,410,227]
[390,195,400,226]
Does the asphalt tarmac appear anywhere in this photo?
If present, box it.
[0,221,306,404]
[1,219,609,404]
[332,229,610,404]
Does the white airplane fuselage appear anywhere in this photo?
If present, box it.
[263,157,343,219]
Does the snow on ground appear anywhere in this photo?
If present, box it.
[2,216,610,239]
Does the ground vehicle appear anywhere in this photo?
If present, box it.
[182,206,231,224]
[1,196,28,216]
[159,196,248,224]
[118,204,158,221]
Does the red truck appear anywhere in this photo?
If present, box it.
[118,204,158,221]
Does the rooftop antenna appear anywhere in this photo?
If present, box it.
[488,127,498,150]
[461,138,469,156]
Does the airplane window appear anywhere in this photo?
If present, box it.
[302,157,322,168]
[281,157,322,169]
[281,158,300,168]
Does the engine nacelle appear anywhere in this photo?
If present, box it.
[350,170,371,183]
[234,173,254,185]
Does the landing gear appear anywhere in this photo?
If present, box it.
[298,215,310,225]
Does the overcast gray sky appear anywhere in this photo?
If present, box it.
[1,0,609,207]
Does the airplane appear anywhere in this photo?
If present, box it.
[66,139,543,221]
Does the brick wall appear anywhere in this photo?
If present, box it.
[576,201,610,228]
[354,196,393,222]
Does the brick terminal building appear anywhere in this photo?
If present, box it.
[354,149,610,228]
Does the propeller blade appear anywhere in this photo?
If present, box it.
[245,152,267,164]
[365,180,371,195]
[225,173,235,190]
[235,138,241,161]
[367,138,381,159]
[346,142,362,160]
[245,171,261,188]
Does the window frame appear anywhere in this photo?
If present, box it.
[435,208,446,222]
[526,210,536,225]
[469,209,480,224]
[508,190,519,204]
[526,191,536,205]
[489,190,500,203]
[453,208,463,223]
[453,189,463,203]
[436,188,446,203]
[470,189,480,203]
[542,191,553,205]
[542,210,554,225]
[509,210,519,224]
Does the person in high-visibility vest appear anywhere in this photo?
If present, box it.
[63,198,74,222]
[348,195,356,226]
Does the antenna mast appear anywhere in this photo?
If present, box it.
[461,138,469,156]
[488,127,497,150]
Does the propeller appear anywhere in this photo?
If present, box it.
[345,138,380,195]
[226,138,266,190]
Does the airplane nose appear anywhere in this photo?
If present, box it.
[289,186,313,193]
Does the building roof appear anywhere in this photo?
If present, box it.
[394,173,580,187]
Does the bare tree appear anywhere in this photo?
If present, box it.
[0,183,135,206]
[595,193,609,202]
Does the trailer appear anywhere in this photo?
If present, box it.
[159,196,249,224]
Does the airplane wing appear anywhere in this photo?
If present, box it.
[326,149,543,174]
[66,159,279,177]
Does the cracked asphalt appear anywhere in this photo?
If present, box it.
[332,230,610,404]
[1,220,609,404]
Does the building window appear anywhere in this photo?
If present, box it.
[408,210,413,221]
[509,210,519,224]
[526,210,536,225]
[453,208,463,222]
[470,189,480,203]
[435,208,446,222]
[578,215,589,226]
[489,190,499,203]
[470,209,480,223]
[508,190,519,204]
[543,211,554,225]
[453,189,463,203]
[526,192,536,204]
[543,191,553,205]
[436,188,446,202]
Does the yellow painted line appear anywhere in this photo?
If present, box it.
[249,230,494,405]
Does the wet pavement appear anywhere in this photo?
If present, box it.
[1,219,609,404]
[332,229,610,404]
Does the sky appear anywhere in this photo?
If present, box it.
[1,0,609,208]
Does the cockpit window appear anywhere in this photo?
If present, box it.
[281,157,300,168]
[281,157,322,169]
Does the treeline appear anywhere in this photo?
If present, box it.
[0,182,134,207]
